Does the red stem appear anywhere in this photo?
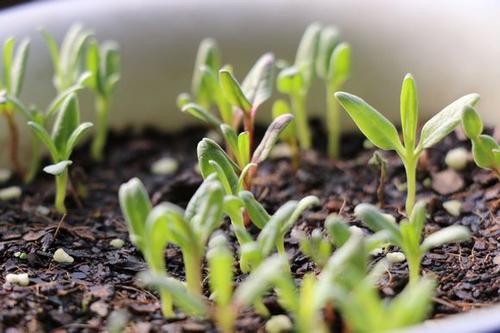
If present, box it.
[4,112,25,177]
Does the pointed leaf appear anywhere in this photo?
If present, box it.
[252,114,294,164]
[182,103,221,127]
[241,53,275,109]
[295,22,321,87]
[65,122,93,158]
[316,26,340,79]
[27,121,59,160]
[51,94,80,152]
[2,38,15,92]
[192,38,220,100]
[239,191,271,229]
[219,67,252,113]
[335,92,403,152]
[10,38,30,96]
[39,28,60,69]
[258,201,296,256]
[400,74,418,150]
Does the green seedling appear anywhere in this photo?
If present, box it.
[178,39,233,127]
[27,94,93,213]
[0,37,30,176]
[85,39,121,161]
[219,53,275,148]
[41,24,92,92]
[277,23,321,150]
[7,81,87,182]
[197,113,293,190]
[336,74,479,214]
[272,99,300,169]
[461,105,500,176]
[355,201,470,285]
[316,26,351,158]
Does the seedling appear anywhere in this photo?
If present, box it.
[277,23,321,150]
[6,81,87,182]
[316,26,351,158]
[355,201,470,285]
[27,94,93,213]
[41,24,92,92]
[178,39,233,127]
[197,113,293,190]
[461,105,500,176]
[272,99,299,169]
[0,37,30,176]
[85,39,121,161]
[336,74,479,214]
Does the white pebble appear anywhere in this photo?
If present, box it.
[53,248,74,263]
[6,273,29,286]
[151,157,178,176]
[0,186,22,201]
[386,252,406,263]
[0,168,12,183]
[36,206,51,216]
[443,200,463,217]
[265,315,293,333]
[110,238,125,249]
[445,147,469,171]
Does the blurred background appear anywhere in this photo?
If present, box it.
[0,0,498,165]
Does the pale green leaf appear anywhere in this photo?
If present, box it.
[219,67,252,113]
[241,53,275,110]
[461,105,483,139]
[328,42,351,89]
[252,114,294,164]
[400,74,418,150]
[421,225,470,252]
[182,103,221,127]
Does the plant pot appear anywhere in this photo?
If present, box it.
[0,1,498,332]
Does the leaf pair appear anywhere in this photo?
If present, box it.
[461,106,500,174]
[355,202,470,284]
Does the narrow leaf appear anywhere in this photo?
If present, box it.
[295,22,322,87]
[239,191,271,229]
[65,122,93,158]
[328,42,351,89]
[252,114,294,164]
[10,38,30,96]
[421,225,470,252]
[51,94,80,152]
[316,26,340,79]
[182,103,221,127]
[192,38,220,101]
[27,121,59,160]
[354,204,402,245]
[219,67,252,113]
[241,53,275,109]
[400,73,418,150]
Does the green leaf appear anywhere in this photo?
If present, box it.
[276,66,303,94]
[272,99,295,140]
[192,38,220,101]
[295,22,321,87]
[418,93,480,150]
[86,40,102,92]
[138,271,207,317]
[51,94,80,153]
[185,175,217,221]
[10,38,30,96]
[409,201,426,239]
[461,105,483,139]
[241,53,275,110]
[239,191,271,229]
[39,28,60,70]
[237,132,250,166]
[421,225,470,252]
[27,121,59,160]
[281,195,319,233]
[118,177,152,250]
[176,92,192,109]
[237,163,257,193]
[335,92,403,152]
[2,38,15,92]
[400,74,418,150]
[234,255,288,307]
[64,122,93,158]
[5,94,32,120]
[471,135,498,169]
[220,124,239,162]
[219,67,252,113]
[191,180,224,244]
[197,138,240,193]
[43,160,72,175]
[46,84,85,117]
[316,26,340,79]
[354,204,402,245]
[328,42,351,89]
[144,205,173,271]
[182,103,221,127]
[207,233,234,307]
[102,42,120,81]
[325,214,351,248]
[258,201,296,256]
[252,114,294,164]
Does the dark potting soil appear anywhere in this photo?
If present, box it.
[0,122,498,333]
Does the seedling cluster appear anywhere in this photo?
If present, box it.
[2,22,495,333]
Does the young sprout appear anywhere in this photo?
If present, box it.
[27,94,93,213]
[6,82,87,182]
[355,201,470,285]
[178,39,233,127]
[277,23,321,150]
[461,105,500,176]
[41,24,92,92]
[336,74,479,214]
[0,37,30,176]
[197,113,293,190]
[219,53,275,148]
[272,99,299,169]
[316,26,351,159]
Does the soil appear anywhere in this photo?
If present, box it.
[0,122,498,333]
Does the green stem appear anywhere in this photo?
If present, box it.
[25,137,41,183]
[407,255,422,286]
[291,93,311,150]
[326,85,340,159]
[55,168,68,214]
[91,95,109,161]
[404,157,417,216]
[4,111,25,177]
[183,252,202,296]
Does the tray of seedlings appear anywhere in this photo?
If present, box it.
[0,23,498,333]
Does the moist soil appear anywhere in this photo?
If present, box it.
[1,122,499,333]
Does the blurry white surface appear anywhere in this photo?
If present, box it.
[0,0,499,166]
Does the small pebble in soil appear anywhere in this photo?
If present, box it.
[0,186,22,201]
[5,273,29,286]
[110,238,125,249]
[151,157,178,176]
[36,205,51,216]
[443,200,463,217]
[0,168,12,183]
[386,251,406,263]
[265,315,293,333]
[445,147,469,170]
[422,177,432,189]
[53,248,74,263]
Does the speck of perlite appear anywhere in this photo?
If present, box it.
[53,248,74,263]
[5,273,29,286]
